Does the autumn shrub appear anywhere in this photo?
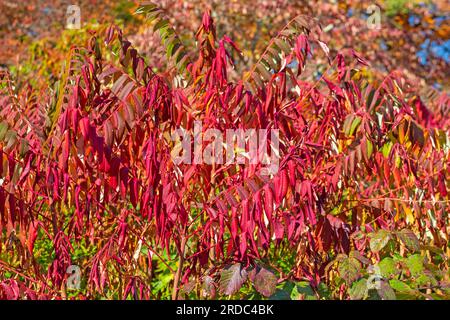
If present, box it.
[0,3,448,300]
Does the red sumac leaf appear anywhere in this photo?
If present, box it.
[263,185,273,216]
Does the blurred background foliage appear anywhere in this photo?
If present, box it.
[0,0,448,91]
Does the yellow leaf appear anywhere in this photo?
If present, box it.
[402,204,414,224]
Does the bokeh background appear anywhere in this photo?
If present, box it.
[0,0,448,90]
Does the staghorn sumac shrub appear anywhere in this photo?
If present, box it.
[0,3,448,300]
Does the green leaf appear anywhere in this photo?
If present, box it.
[135,3,157,15]
[338,257,361,284]
[165,39,176,57]
[377,280,396,300]
[263,58,278,71]
[366,137,373,159]
[389,279,416,295]
[395,154,401,168]
[0,121,8,140]
[349,117,362,136]
[350,278,368,300]
[5,130,18,151]
[153,18,169,33]
[415,273,438,287]
[256,63,272,81]
[269,289,291,300]
[140,245,148,255]
[280,27,298,37]
[251,72,264,88]
[269,281,294,300]
[406,254,424,277]
[291,281,317,300]
[266,46,281,65]
[369,230,392,252]
[381,140,393,158]
[317,282,332,299]
[274,39,291,54]
[145,9,162,22]
[19,139,29,157]
[343,114,355,135]
[378,257,398,278]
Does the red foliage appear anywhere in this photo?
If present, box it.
[0,5,448,299]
